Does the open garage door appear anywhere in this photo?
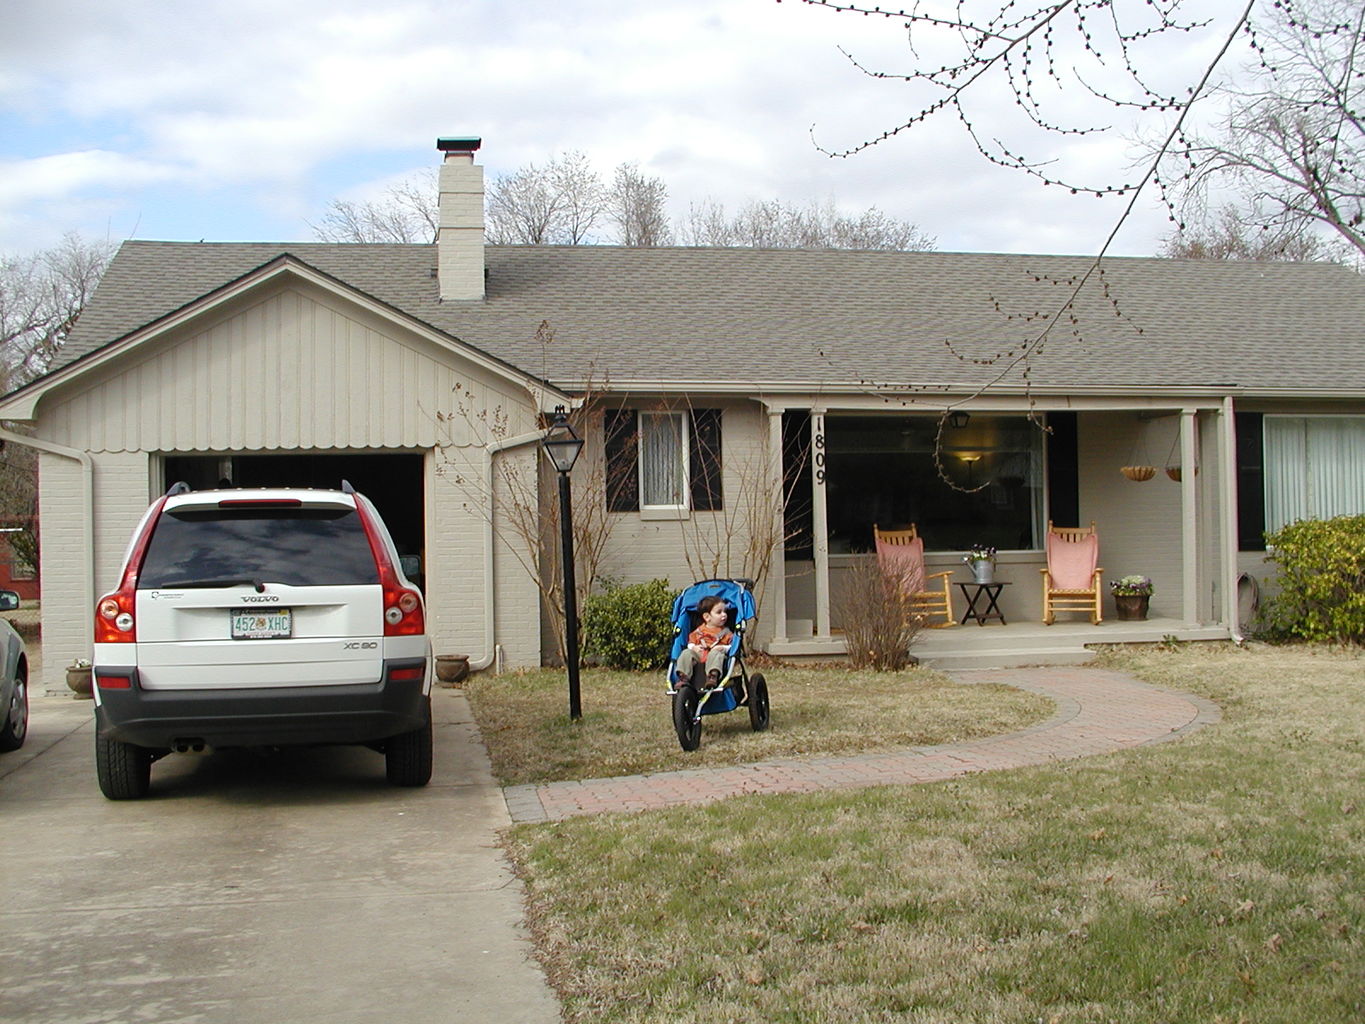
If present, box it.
[161,452,426,589]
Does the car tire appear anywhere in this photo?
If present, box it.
[96,733,152,799]
[0,663,27,752]
[386,698,433,787]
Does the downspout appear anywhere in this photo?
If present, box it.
[0,427,95,667]
[468,428,548,672]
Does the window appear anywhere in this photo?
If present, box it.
[640,412,687,509]
[822,414,1045,553]
[1263,416,1365,533]
[604,409,722,513]
[139,507,379,588]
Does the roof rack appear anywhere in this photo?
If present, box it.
[165,481,191,496]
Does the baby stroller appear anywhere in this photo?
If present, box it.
[666,578,770,751]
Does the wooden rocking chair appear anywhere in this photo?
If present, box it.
[1040,520,1103,625]
[873,523,957,627]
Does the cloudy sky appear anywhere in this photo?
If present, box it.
[1,0,1246,258]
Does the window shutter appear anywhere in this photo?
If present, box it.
[690,408,722,511]
[1235,413,1265,551]
[604,410,639,512]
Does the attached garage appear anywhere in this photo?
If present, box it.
[0,253,564,692]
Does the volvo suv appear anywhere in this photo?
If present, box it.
[92,482,431,799]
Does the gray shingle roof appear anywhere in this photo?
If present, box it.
[51,240,1365,396]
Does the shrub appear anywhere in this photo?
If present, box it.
[838,558,922,670]
[582,578,677,670]
[1262,515,1365,643]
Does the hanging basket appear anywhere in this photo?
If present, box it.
[1166,465,1199,482]
[1121,465,1157,482]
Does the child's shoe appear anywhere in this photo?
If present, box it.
[706,669,722,690]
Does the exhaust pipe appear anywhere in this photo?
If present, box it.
[172,739,208,754]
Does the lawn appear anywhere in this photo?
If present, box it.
[491,645,1365,1023]
[464,663,1052,786]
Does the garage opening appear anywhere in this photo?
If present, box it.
[161,452,426,588]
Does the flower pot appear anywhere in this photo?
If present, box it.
[971,560,995,584]
[1121,465,1156,481]
[435,654,470,685]
[66,666,94,698]
[1113,594,1150,621]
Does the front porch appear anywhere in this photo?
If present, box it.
[766,617,1231,671]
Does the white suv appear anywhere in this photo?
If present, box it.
[92,482,432,799]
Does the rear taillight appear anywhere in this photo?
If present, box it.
[353,497,425,636]
[95,672,133,690]
[95,593,137,643]
[95,495,169,644]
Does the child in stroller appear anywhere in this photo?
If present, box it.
[666,578,770,751]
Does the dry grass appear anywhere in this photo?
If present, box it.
[504,643,1365,1023]
[464,664,1051,786]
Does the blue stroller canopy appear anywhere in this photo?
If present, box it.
[670,578,757,630]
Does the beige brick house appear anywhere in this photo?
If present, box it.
[4,137,1364,688]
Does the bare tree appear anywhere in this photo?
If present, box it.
[1,232,116,390]
[678,196,934,250]
[1160,204,1344,260]
[310,169,439,243]
[608,163,671,247]
[1154,0,1365,261]
[485,151,606,245]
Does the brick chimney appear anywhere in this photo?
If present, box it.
[436,137,484,301]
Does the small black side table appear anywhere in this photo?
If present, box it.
[955,581,1010,626]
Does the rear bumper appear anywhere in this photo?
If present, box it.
[92,659,429,749]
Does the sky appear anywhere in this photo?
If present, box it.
[0,0,1249,259]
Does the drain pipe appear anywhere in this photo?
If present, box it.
[467,428,548,672]
[0,428,95,671]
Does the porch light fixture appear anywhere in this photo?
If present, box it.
[947,411,970,429]
[541,407,584,720]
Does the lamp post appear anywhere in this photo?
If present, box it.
[541,407,585,720]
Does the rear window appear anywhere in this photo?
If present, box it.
[137,507,379,589]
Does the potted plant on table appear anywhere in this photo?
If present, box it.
[963,544,998,584]
[1110,575,1153,620]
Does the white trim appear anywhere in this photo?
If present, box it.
[1180,409,1199,624]
[810,410,831,639]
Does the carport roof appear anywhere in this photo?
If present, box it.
[43,240,1365,398]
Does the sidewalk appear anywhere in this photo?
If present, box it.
[504,666,1220,823]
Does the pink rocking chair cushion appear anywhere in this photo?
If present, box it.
[875,534,926,595]
[1046,532,1099,589]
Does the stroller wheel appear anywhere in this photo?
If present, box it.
[747,673,770,732]
[672,685,702,751]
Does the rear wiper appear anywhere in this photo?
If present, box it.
[155,578,268,593]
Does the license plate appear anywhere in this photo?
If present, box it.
[231,608,293,640]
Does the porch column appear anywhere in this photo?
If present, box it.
[1180,408,1199,624]
[767,407,789,643]
[810,409,831,637]
[1218,398,1241,637]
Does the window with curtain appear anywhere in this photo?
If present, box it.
[1263,416,1365,532]
[640,412,687,508]
[604,409,722,513]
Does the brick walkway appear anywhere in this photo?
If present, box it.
[502,667,1220,823]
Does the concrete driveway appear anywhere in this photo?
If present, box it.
[0,687,559,1024]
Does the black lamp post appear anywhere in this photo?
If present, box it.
[541,407,585,720]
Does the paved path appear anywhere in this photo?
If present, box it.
[504,666,1220,823]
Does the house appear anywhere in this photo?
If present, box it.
[3,137,1364,689]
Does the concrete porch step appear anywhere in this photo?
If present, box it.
[915,645,1098,671]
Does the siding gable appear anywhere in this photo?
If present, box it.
[40,281,536,453]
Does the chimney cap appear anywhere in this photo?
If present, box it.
[436,136,482,153]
